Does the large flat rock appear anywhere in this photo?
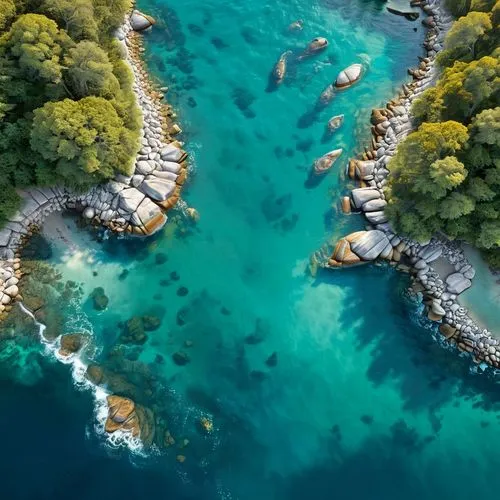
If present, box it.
[446,272,472,295]
[139,176,176,201]
[135,199,166,234]
[160,144,184,162]
[348,230,390,261]
[351,188,381,209]
[119,188,145,212]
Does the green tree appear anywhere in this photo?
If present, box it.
[470,0,497,11]
[440,192,476,219]
[0,13,72,108]
[38,0,98,41]
[92,0,132,36]
[437,12,492,65]
[64,40,120,98]
[413,57,499,123]
[477,221,500,248]
[30,97,137,187]
[0,183,21,227]
[428,156,468,199]
[0,14,70,83]
[0,0,16,31]
[444,0,470,16]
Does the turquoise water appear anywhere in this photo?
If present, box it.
[3,0,500,499]
[459,245,500,333]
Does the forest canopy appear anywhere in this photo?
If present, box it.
[386,0,500,267]
[0,0,139,226]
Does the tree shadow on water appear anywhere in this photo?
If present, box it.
[315,265,500,415]
[279,420,447,500]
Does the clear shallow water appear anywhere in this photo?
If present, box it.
[459,245,500,333]
[3,0,500,499]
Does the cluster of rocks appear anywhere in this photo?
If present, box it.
[315,0,497,368]
[105,395,156,447]
[0,9,188,315]
[75,14,188,236]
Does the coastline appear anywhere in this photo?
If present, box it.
[315,0,499,367]
[0,7,191,449]
[0,9,188,318]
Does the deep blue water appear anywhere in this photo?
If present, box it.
[2,0,500,499]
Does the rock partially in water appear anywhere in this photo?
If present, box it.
[335,63,363,89]
[86,364,104,385]
[59,333,84,357]
[348,230,390,261]
[130,10,156,32]
[105,395,157,447]
[328,230,392,268]
[387,7,420,21]
[446,273,472,295]
[91,287,108,311]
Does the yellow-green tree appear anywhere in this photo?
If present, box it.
[38,0,98,41]
[437,11,492,66]
[30,97,137,187]
[64,40,120,98]
[0,0,16,31]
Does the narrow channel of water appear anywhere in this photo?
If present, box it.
[2,1,500,499]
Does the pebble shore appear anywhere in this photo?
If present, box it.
[314,0,498,368]
[0,10,187,317]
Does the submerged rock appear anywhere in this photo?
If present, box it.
[266,352,278,367]
[172,351,190,365]
[120,316,147,344]
[155,253,168,265]
[143,315,161,331]
[91,287,109,311]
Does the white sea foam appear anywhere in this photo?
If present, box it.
[18,302,146,455]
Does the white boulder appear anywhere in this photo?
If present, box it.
[130,10,155,32]
[139,176,176,201]
[335,63,363,89]
[446,273,472,295]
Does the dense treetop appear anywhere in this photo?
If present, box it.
[386,0,499,267]
[0,0,139,226]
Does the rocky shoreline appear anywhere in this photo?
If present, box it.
[0,9,188,317]
[313,0,499,368]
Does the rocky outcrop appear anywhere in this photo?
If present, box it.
[105,395,140,435]
[0,10,191,317]
[59,333,85,357]
[327,230,392,267]
[315,0,497,369]
[104,395,156,446]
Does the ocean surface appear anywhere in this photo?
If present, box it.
[2,0,500,499]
